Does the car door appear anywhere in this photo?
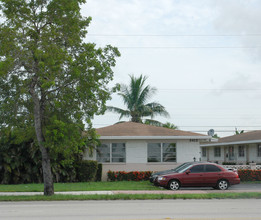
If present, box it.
[203,164,223,186]
[181,164,205,186]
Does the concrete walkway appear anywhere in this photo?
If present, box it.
[1,188,261,196]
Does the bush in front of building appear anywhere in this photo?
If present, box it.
[107,170,152,181]
[76,160,98,182]
[222,162,237,165]
[238,169,261,181]
[95,163,103,181]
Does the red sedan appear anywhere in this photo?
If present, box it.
[154,162,240,190]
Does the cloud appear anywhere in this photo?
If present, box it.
[214,0,261,58]
[82,0,216,35]
[81,1,261,134]
[212,73,261,98]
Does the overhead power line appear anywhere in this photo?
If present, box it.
[117,46,261,49]
[89,34,261,37]
[157,88,261,91]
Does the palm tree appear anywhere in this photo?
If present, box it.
[162,122,178,130]
[107,74,169,125]
[235,128,244,135]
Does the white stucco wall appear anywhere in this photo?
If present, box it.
[83,138,202,180]
[176,140,200,162]
[126,140,147,163]
[249,144,261,163]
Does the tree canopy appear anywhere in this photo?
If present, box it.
[107,74,169,125]
[0,0,120,195]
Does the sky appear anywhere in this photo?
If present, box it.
[81,0,261,137]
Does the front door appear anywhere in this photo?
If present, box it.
[228,146,235,161]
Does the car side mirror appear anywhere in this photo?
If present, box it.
[186,170,191,174]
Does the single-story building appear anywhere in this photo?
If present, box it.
[84,122,211,181]
[200,130,261,165]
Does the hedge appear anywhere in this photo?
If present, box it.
[107,169,261,182]
[76,160,98,182]
[238,169,261,181]
[107,171,152,181]
[95,163,103,182]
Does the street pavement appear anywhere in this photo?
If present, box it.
[1,200,261,220]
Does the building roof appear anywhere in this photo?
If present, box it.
[96,122,209,140]
[201,130,261,147]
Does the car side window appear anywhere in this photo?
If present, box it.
[205,165,221,172]
[189,165,205,173]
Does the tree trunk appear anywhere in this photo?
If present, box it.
[40,144,54,196]
[30,83,54,196]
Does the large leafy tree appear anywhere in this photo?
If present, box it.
[0,0,120,195]
[107,75,169,125]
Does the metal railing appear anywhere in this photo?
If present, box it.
[223,164,261,170]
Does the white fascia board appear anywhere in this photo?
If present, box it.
[99,136,212,140]
[200,139,261,147]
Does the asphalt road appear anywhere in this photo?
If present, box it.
[1,200,261,220]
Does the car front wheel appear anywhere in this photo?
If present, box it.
[168,180,180,190]
[217,180,229,190]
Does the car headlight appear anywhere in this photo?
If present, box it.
[157,176,166,181]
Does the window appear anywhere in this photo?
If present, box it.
[214,147,221,157]
[238,145,245,157]
[112,143,126,162]
[190,165,204,173]
[205,165,221,172]
[96,144,110,163]
[147,143,161,162]
[163,143,176,162]
[202,147,207,157]
[258,144,261,157]
[147,143,176,162]
[97,143,126,163]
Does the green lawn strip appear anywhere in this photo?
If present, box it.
[0,181,158,192]
[0,181,260,193]
[0,192,261,201]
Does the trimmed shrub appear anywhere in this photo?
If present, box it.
[238,169,261,181]
[222,162,236,165]
[76,160,98,182]
[95,163,102,182]
[107,170,152,181]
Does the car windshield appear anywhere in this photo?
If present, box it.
[175,163,192,173]
[171,162,190,172]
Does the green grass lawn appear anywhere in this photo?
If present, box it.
[0,181,260,192]
[0,181,158,192]
[1,181,261,201]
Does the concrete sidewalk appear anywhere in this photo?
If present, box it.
[1,188,261,196]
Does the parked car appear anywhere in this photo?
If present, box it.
[149,161,209,183]
[154,162,240,190]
